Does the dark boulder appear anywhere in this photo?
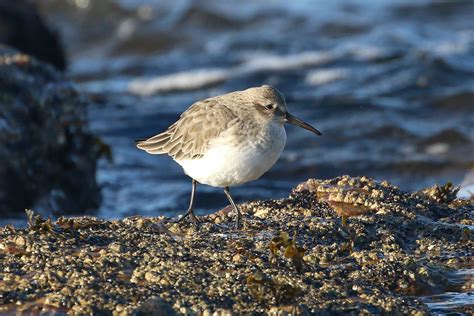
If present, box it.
[0,46,102,217]
[0,0,66,70]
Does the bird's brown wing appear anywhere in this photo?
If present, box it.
[136,99,239,160]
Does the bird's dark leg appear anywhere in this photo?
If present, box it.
[178,179,200,224]
[223,187,241,229]
[341,214,348,228]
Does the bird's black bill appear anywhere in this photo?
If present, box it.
[285,113,322,136]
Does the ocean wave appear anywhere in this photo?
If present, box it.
[128,68,230,96]
[305,68,349,86]
[128,51,334,95]
[238,51,334,73]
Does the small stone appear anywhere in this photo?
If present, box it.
[109,242,123,252]
[160,278,170,286]
[254,208,269,218]
[14,236,26,246]
[144,271,162,283]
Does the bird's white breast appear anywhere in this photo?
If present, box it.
[176,122,287,187]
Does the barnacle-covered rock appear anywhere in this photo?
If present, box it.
[292,175,416,219]
[0,177,472,314]
[415,182,459,204]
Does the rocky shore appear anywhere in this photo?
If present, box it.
[0,176,472,315]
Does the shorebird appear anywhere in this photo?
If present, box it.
[137,85,321,228]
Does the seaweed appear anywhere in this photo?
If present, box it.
[269,231,306,273]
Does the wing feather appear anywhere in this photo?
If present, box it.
[136,98,239,160]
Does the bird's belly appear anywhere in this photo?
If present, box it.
[177,128,286,187]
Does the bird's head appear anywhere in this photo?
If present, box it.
[248,85,321,136]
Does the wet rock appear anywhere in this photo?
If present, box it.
[0,47,103,217]
[416,182,459,204]
[0,0,66,70]
[292,176,408,219]
[0,177,472,314]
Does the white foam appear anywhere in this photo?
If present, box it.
[427,30,474,56]
[128,68,230,96]
[305,68,349,86]
[458,169,474,200]
[344,44,387,61]
[239,51,334,73]
[424,143,449,155]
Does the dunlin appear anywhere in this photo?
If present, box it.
[137,85,321,228]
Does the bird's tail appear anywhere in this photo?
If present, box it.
[135,133,170,155]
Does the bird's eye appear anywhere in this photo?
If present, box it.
[264,104,274,110]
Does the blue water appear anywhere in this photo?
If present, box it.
[34,0,474,219]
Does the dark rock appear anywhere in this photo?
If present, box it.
[133,296,176,316]
[0,46,102,217]
[0,0,66,70]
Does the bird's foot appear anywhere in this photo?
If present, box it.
[177,210,201,225]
